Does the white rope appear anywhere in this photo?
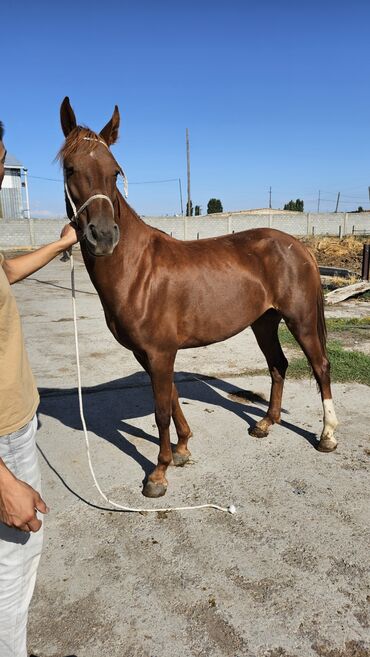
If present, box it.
[68,251,236,515]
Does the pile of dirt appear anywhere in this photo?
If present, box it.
[300,235,367,274]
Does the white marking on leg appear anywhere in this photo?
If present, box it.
[321,398,338,445]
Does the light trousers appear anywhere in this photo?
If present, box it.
[0,415,43,657]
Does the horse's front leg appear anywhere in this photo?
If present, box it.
[171,383,193,466]
[143,351,176,498]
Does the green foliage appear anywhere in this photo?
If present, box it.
[186,200,193,216]
[194,205,201,216]
[283,199,304,212]
[207,198,223,214]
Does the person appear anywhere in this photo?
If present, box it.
[0,121,79,657]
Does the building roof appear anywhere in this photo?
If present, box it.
[4,152,23,168]
[207,207,299,216]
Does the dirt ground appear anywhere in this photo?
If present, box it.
[10,253,369,657]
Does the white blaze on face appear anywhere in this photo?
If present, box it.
[321,398,338,444]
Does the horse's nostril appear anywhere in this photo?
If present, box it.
[89,224,98,241]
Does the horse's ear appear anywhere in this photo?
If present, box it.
[100,106,120,146]
[60,97,77,137]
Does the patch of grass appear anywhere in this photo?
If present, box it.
[278,319,370,384]
[278,316,370,347]
[325,316,370,331]
[288,340,370,385]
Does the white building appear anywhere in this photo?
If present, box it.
[0,153,30,220]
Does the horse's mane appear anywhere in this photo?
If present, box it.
[57,126,105,162]
[0,122,4,140]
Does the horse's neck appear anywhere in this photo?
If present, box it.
[114,192,151,266]
[115,191,148,241]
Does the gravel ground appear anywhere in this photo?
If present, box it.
[10,253,369,657]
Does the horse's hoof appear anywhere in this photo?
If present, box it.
[172,450,191,467]
[317,438,337,453]
[142,480,168,498]
[249,425,269,438]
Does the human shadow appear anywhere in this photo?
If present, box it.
[38,370,318,483]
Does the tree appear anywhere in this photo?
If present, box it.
[283,199,304,212]
[207,198,223,214]
[194,205,201,216]
[186,200,193,216]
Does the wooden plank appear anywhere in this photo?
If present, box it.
[325,280,370,304]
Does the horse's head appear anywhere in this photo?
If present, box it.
[0,122,5,189]
[59,97,121,256]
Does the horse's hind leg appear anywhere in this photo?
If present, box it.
[284,317,338,452]
[171,383,193,466]
[249,309,288,438]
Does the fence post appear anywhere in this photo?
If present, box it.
[28,216,35,247]
[361,244,370,281]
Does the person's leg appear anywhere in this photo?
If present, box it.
[0,415,43,657]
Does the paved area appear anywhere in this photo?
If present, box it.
[10,253,369,657]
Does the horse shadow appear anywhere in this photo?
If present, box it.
[38,371,319,485]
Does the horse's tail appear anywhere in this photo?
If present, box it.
[306,245,327,357]
[316,284,327,358]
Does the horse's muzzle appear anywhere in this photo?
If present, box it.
[84,221,120,256]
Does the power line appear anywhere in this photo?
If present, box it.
[28,174,180,186]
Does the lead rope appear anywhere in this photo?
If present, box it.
[68,251,236,515]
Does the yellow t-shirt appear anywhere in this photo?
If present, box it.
[0,253,39,436]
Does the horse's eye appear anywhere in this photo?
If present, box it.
[65,166,74,178]
[114,170,120,178]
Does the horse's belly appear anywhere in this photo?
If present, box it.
[179,291,268,348]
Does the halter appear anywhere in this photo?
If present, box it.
[63,136,128,224]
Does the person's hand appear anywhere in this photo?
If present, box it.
[59,223,80,250]
[0,472,49,532]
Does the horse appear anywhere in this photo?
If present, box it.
[59,97,338,498]
[0,122,6,188]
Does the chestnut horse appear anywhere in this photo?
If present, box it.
[59,97,338,498]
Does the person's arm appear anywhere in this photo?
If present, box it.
[0,458,48,532]
[2,224,79,284]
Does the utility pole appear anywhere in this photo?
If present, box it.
[335,192,340,213]
[269,186,272,209]
[317,190,321,213]
[178,178,184,216]
[23,167,34,247]
[186,128,191,216]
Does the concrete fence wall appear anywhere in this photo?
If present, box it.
[1,211,370,249]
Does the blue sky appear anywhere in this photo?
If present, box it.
[2,0,370,216]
